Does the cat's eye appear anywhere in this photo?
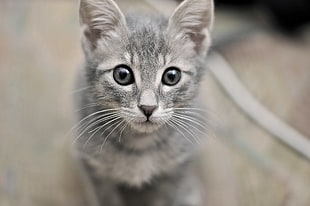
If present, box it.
[113,65,135,86]
[162,67,181,86]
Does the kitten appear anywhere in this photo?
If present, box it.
[74,0,214,205]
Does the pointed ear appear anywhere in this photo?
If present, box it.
[79,0,126,50]
[167,0,214,56]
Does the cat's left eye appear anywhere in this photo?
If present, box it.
[162,67,181,86]
[113,65,135,86]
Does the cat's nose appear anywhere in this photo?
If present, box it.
[139,105,157,118]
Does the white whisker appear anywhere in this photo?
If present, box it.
[174,107,207,112]
[166,120,194,145]
[174,110,206,119]
[88,114,120,133]
[76,111,119,133]
[74,113,119,140]
[118,121,129,142]
[173,113,207,130]
[174,107,218,123]
[82,126,102,150]
[81,116,122,149]
[70,108,120,133]
[100,120,125,152]
[170,118,200,144]
[99,117,123,136]
[71,109,121,143]
[175,117,206,136]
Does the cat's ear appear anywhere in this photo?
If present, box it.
[79,0,126,50]
[167,0,214,56]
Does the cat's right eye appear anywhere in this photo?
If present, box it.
[113,65,135,86]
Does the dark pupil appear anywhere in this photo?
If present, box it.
[167,70,177,82]
[119,68,129,80]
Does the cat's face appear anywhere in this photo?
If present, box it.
[79,0,213,133]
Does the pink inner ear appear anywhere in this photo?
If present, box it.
[167,0,214,55]
[79,0,127,50]
[189,32,206,54]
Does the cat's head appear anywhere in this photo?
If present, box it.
[79,0,213,133]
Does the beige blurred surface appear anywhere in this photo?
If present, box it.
[1,0,310,206]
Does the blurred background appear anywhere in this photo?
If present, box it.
[0,0,310,205]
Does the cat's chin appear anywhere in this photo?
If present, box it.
[130,121,162,134]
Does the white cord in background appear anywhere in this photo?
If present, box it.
[207,52,310,161]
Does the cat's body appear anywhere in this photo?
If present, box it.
[74,0,213,205]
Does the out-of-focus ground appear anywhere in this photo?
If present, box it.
[0,0,310,206]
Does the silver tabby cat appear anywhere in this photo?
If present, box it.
[74,0,214,205]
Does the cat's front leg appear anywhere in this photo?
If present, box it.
[81,159,125,206]
[88,175,125,206]
[119,165,203,206]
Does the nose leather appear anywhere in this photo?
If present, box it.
[139,105,157,118]
[138,89,158,118]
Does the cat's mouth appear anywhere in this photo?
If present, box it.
[130,118,163,133]
[122,109,172,133]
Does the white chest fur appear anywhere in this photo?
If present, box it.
[84,140,191,187]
